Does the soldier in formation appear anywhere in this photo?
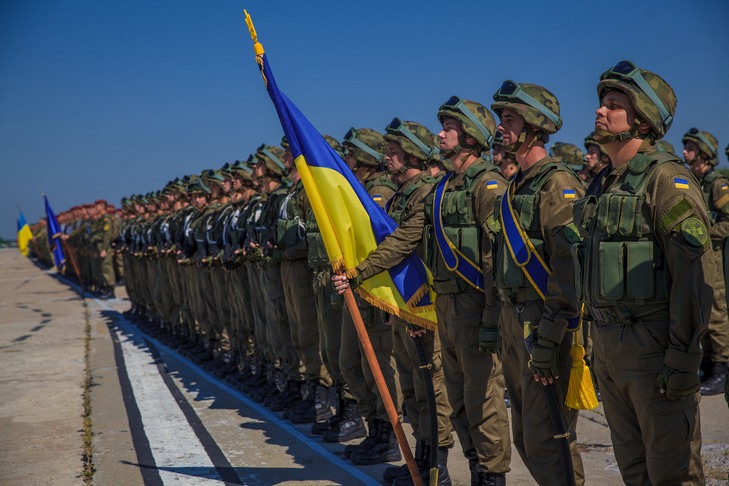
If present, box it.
[27,57,728,486]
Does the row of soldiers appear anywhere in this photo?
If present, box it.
[30,59,727,485]
[27,200,123,299]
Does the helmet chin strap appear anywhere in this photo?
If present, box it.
[504,128,539,155]
[593,118,648,144]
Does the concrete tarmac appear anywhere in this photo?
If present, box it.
[1,249,727,485]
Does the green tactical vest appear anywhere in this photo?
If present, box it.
[495,161,574,303]
[305,206,328,269]
[364,173,398,207]
[424,161,502,294]
[276,181,307,251]
[257,187,289,263]
[701,169,729,224]
[387,173,438,225]
[576,151,681,321]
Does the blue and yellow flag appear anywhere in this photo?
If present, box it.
[17,211,33,257]
[245,12,437,330]
[44,195,66,273]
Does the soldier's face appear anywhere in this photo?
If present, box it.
[385,141,406,175]
[496,109,524,147]
[585,145,601,170]
[492,145,504,165]
[284,149,294,168]
[596,90,634,135]
[438,118,462,152]
[343,148,358,170]
[683,141,700,165]
[232,177,243,190]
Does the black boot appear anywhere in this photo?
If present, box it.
[343,418,378,459]
[312,387,341,435]
[287,381,317,423]
[383,440,425,483]
[471,465,505,486]
[391,444,451,486]
[270,380,304,411]
[700,362,728,396]
[322,399,366,443]
[350,418,401,465]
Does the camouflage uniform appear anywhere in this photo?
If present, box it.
[427,97,512,485]
[682,128,729,395]
[492,83,585,485]
[580,61,710,485]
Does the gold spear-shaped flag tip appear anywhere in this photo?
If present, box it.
[244,10,264,56]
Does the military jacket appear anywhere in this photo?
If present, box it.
[357,172,437,281]
[364,172,398,209]
[495,157,584,344]
[577,149,713,372]
[277,180,308,260]
[700,169,729,240]
[248,184,288,264]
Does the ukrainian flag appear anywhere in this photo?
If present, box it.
[246,13,436,329]
[674,177,689,190]
[17,212,33,257]
[44,195,66,273]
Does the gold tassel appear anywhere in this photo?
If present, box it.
[565,342,598,410]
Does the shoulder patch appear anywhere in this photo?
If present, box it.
[658,197,693,233]
[680,217,708,247]
[562,188,576,199]
[673,177,689,190]
[372,195,383,202]
[485,180,499,190]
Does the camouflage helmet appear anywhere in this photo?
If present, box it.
[491,81,562,134]
[342,127,386,167]
[230,159,253,181]
[682,127,718,164]
[437,96,497,148]
[549,142,586,167]
[201,169,225,188]
[188,178,211,195]
[655,139,676,154]
[322,134,344,158]
[384,118,439,162]
[583,132,609,156]
[597,60,676,140]
[255,144,287,177]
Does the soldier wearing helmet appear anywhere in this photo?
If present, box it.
[325,128,400,467]
[579,61,712,485]
[246,144,303,411]
[426,96,511,485]
[333,118,455,482]
[583,132,612,186]
[491,81,586,486]
[276,135,334,426]
[682,128,729,396]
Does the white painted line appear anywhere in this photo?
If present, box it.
[115,318,224,485]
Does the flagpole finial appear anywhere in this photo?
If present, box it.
[244,10,265,56]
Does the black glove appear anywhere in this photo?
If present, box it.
[479,327,501,355]
[656,365,700,400]
[529,338,560,381]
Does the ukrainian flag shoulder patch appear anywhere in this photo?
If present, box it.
[372,194,383,202]
[721,183,728,191]
[674,178,689,190]
[562,188,576,199]
[485,180,499,190]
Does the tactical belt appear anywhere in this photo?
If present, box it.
[500,180,579,331]
[433,173,484,292]
[586,303,668,323]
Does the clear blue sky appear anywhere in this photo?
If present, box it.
[2,0,728,239]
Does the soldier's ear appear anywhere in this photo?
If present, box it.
[638,120,651,135]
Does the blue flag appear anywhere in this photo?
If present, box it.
[245,12,437,330]
[44,195,66,272]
